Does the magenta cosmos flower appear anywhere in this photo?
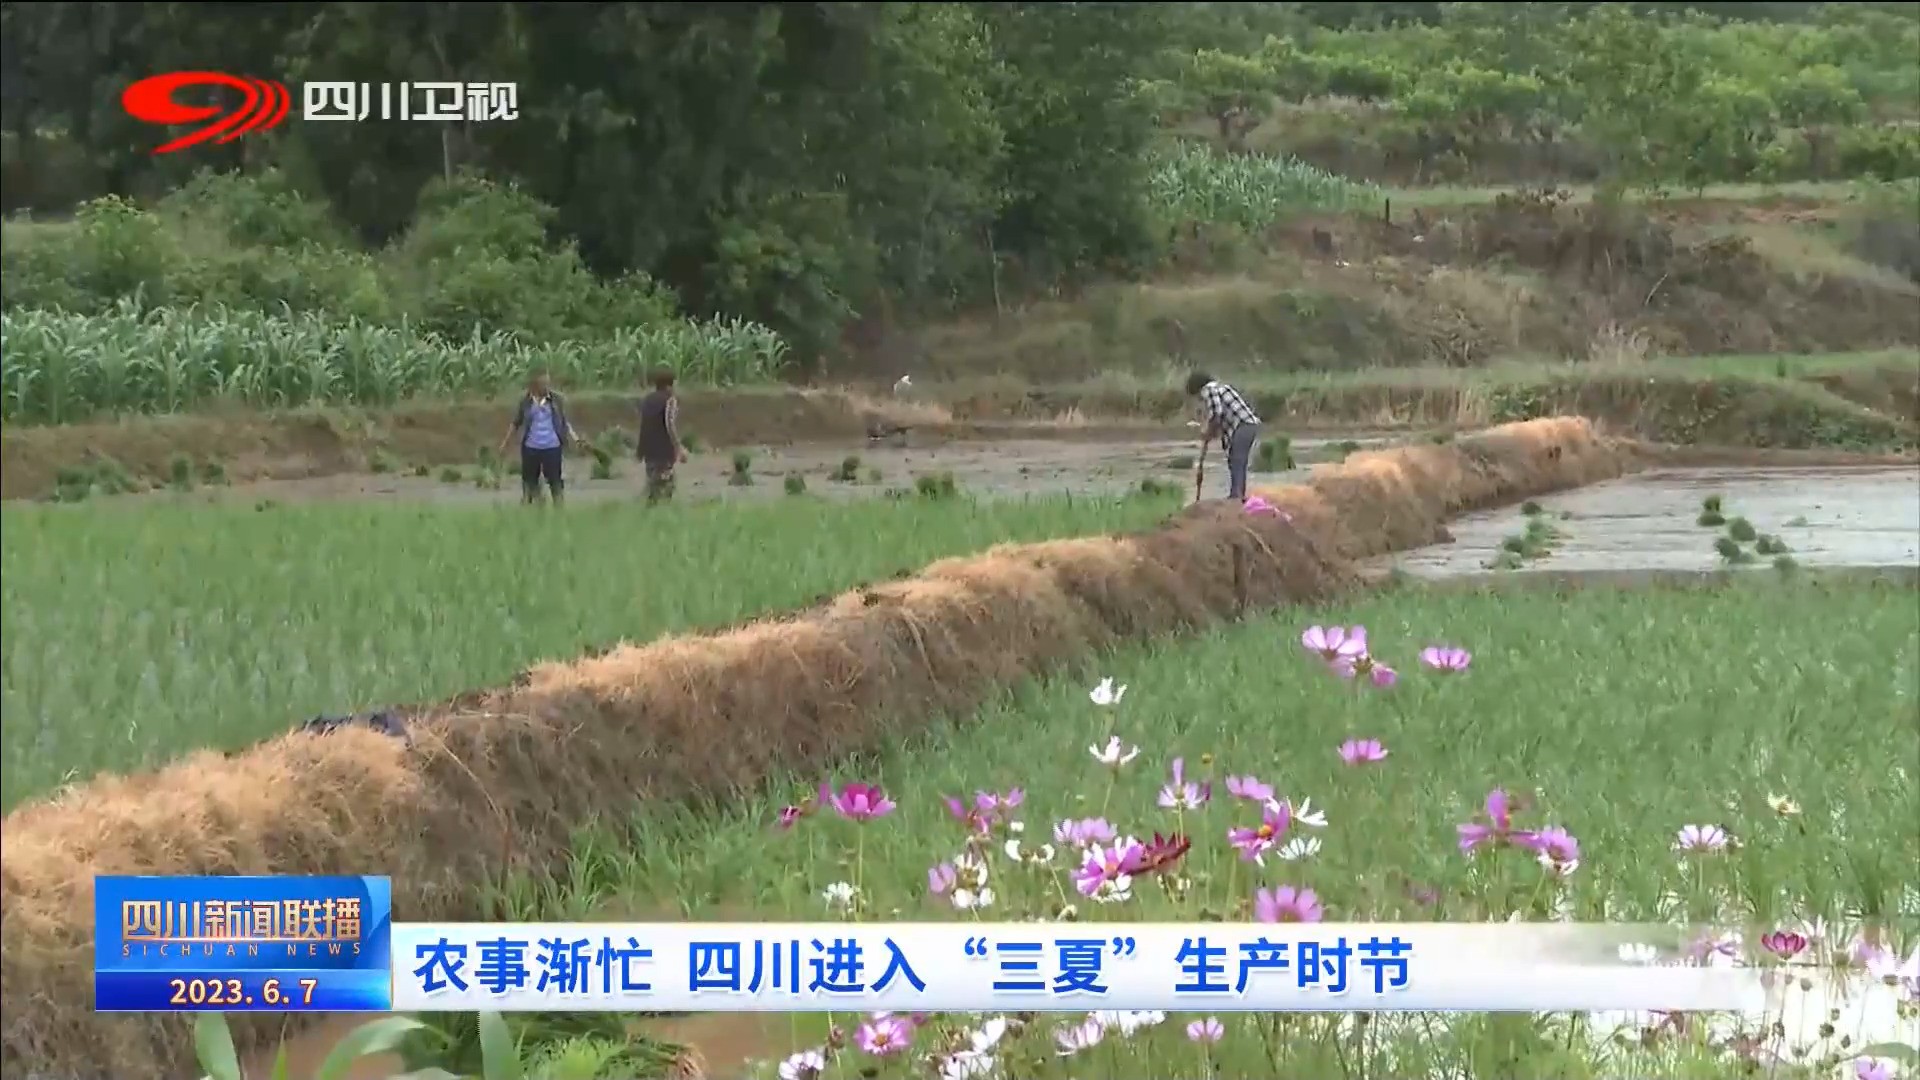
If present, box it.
[1854,1059,1892,1080]
[1338,738,1389,765]
[776,804,808,830]
[1158,757,1211,810]
[1457,789,1519,853]
[1419,646,1471,672]
[820,781,895,822]
[1227,800,1291,863]
[855,1015,913,1056]
[1302,625,1367,662]
[1760,930,1808,960]
[1333,652,1397,688]
[1224,775,1274,802]
[1253,885,1324,923]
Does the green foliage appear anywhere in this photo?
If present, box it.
[0,302,788,423]
[1147,144,1383,233]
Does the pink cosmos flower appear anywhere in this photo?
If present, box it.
[1073,839,1145,899]
[1186,1016,1225,1043]
[1519,826,1581,876]
[1760,930,1807,960]
[1332,652,1397,688]
[1224,775,1274,802]
[1253,885,1324,923]
[1227,800,1291,863]
[1302,625,1367,662]
[1673,824,1730,854]
[942,796,990,834]
[776,805,807,830]
[1855,1058,1892,1080]
[1243,495,1289,520]
[855,1015,913,1056]
[1054,817,1116,848]
[1419,646,1472,672]
[1158,757,1211,810]
[927,862,957,896]
[1338,738,1389,765]
[821,781,895,822]
[1457,789,1518,853]
[976,788,1024,817]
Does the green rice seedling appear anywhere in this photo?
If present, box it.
[1326,440,1363,463]
[1773,554,1800,574]
[1428,431,1454,444]
[1167,455,1194,471]
[1254,437,1294,472]
[783,474,807,496]
[1137,476,1179,498]
[523,581,1919,1078]
[197,460,228,486]
[367,448,395,475]
[1698,494,1727,527]
[0,494,1172,802]
[1714,536,1755,564]
[680,432,702,454]
[438,466,463,484]
[729,450,754,487]
[1726,516,1759,544]
[1755,534,1791,556]
[914,472,959,500]
[831,456,861,483]
[1521,500,1544,517]
[167,454,195,492]
[413,464,431,477]
[864,467,884,485]
[589,449,615,481]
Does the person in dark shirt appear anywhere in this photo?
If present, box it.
[636,367,688,504]
[499,371,579,505]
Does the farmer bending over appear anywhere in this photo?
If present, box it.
[500,370,579,505]
[637,366,688,505]
[1186,370,1263,502]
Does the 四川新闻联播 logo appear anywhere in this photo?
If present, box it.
[121,71,291,156]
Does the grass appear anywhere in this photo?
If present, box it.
[494,577,1920,1079]
[0,493,1178,806]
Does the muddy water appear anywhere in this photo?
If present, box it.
[101,433,1406,508]
[1388,465,1920,577]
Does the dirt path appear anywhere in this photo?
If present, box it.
[98,433,1409,507]
[1386,465,1920,577]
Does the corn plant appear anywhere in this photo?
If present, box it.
[1145,143,1385,233]
[1,301,791,424]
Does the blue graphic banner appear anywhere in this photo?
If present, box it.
[94,875,392,1012]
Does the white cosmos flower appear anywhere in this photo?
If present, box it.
[953,850,991,888]
[1618,943,1660,965]
[1004,837,1056,865]
[1278,835,1322,861]
[1090,678,1127,706]
[779,1049,827,1080]
[1288,796,1328,828]
[1090,875,1133,905]
[952,887,994,911]
[938,1051,996,1079]
[1089,736,1140,768]
[1092,1010,1165,1036]
[821,882,860,912]
[1766,792,1801,817]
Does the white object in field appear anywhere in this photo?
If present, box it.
[893,375,913,396]
[1186,420,1202,429]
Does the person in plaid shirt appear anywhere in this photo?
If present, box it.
[1185,371,1263,502]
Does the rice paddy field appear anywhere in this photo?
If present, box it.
[0,493,1176,805]
[5,441,1918,1080]
[501,577,1920,1080]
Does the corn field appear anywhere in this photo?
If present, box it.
[0,301,792,423]
[1147,143,1385,233]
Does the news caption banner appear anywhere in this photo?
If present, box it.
[94,875,393,1012]
[394,922,1765,1013]
[97,877,1767,1014]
